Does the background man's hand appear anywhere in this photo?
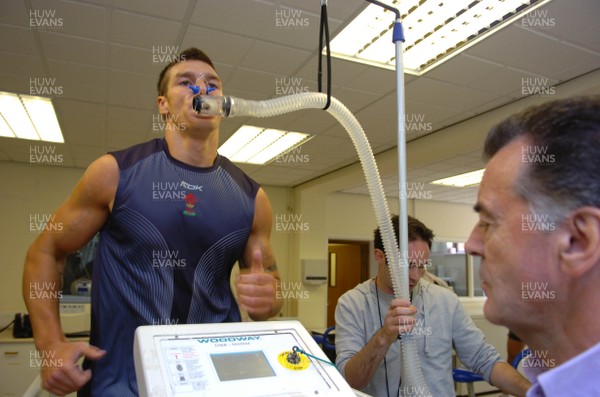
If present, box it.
[381,298,416,343]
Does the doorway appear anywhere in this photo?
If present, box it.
[327,240,370,327]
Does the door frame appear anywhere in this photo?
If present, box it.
[326,239,371,327]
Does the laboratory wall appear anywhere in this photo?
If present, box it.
[0,161,84,315]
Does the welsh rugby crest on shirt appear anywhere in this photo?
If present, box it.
[183,193,198,216]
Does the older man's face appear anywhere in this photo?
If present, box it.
[465,137,562,333]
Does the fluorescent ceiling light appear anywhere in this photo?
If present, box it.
[330,0,553,75]
[0,114,14,138]
[430,169,484,187]
[218,125,311,165]
[0,91,64,143]
[21,96,64,143]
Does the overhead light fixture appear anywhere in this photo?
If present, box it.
[218,125,311,165]
[430,169,484,187]
[330,0,553,75]
[0,91,64,143]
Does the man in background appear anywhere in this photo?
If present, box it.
[335,215,530,397]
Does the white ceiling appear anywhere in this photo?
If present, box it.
[1,0,599,205]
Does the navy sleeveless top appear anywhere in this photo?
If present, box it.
[81,138,259,396]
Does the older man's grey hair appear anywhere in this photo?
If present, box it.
[483,95,600,224]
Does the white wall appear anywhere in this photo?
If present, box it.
[413,200,478,241]
[0,161,84,313]
[326,193,382,279]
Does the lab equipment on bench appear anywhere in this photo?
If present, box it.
[134,320,367,397]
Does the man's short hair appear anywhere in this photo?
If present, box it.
[484,95,600,223]
[157,47,216,96]
[374,215,435,254]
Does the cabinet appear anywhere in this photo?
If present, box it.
[0,329,79,397]
[0,340,38,396]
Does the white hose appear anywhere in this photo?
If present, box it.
[198,92,431,395]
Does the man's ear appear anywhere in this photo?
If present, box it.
[374,249,386,266]
[157,95,169,116]
[559,206,600,277]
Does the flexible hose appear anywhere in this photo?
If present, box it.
[195,92,431,395]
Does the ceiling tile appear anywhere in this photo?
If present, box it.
[54,81,106,104]
[468,65,536,97]
[61,118,106,147]
[521,41,600,78]
[181,25,254,67]
[568,21,600,53]
[534,0,600,51]
[466,24,551,66]
[0,26,37,56]
[280,0,365,21]
[110,10,180,48]
[40,31,106,66]
[332,87,383,113]
[0,57,45,93]
[257,5,341,52]
[240,41,311,76]
[426,54,501,86]
[109,69,155,96]
[436,86,498,112]
[189,0,272,38]
[347,67,396,95]
[226,67,285,98]
[0,0,30,26]
[404,77,459,106]
[109,44,162,75]
[113,0,189,21]
[47,59,106,88]
[30,0,107,41]
[405,101,463,125]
